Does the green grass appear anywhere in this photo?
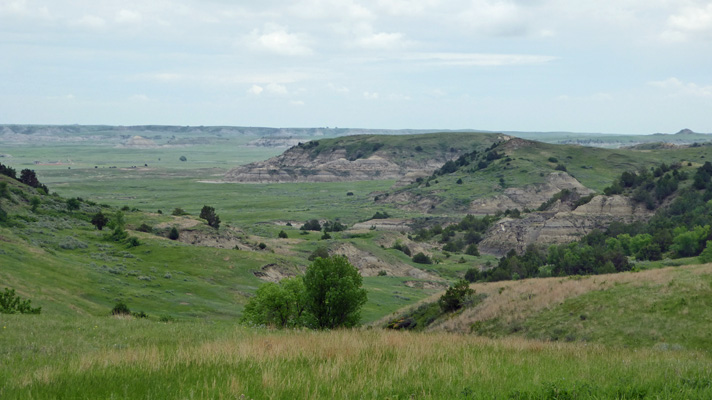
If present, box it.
[1,315,711,399]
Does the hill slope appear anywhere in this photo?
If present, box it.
[223,132,506,183]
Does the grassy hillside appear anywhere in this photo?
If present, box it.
[386,263,712,353]
[0,174,443,322]
[389,138,712,214]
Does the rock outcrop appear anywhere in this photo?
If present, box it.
[223,145,453,183]
[478,195,653,256]
[469,172,593,214]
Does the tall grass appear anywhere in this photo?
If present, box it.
[2,314,711,399]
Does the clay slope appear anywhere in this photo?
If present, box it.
[479,194,653,256]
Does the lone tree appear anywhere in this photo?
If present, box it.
[168,227,180,240]
[200,205,220,229]
[304,255,367,329]
[91,212,109,230]
[439,280,475,312]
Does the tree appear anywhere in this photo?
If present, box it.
[439,280,475,312]
[168,227,180,240]
[1,288,41,314]
[91,212,109,230]
[241,277,306,328]
[30,196,41,212]
[199,205,220,229]
[300,219,321,231]
[303,256,367,329]
[66,198,80,211]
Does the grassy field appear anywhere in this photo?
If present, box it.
[2,314,711,399]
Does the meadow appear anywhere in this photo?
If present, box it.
[2,314,711,399]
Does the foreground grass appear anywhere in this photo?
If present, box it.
[1,315,711,399]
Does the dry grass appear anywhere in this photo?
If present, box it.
[431,263,712,333]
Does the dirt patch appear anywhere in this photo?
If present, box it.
[331,243,438,279]
[404,281,448,290]
[253,263,300,282]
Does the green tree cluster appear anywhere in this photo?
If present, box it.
[242,256,367,329]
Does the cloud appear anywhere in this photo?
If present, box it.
[245,25,313,56]
[291,100,305,106]
[405,52,556,67]
[328,83,350,93]
[457,0,528,36]
[355,32,408,50]
[662,4,712,42]
[266,83,288,94]
[363,91,379,99]
[649,77,712,97]
[248,85,264,95]
[116,9,142,24]
[75,15,106,29]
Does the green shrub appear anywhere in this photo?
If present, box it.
[137,223,153,233]
[308,246,329,261]
[168,227,179,240]
[412,252,432,264]
[0,288,41,314]
[439,280,475,312]
[258,242,267,250]
[278,230,288,239]
[111,302,131,316]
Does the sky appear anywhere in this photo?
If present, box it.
[1,0,711,134]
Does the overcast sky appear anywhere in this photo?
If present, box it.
[1,0,711,133]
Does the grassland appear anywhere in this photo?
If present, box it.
[2,314,711,399]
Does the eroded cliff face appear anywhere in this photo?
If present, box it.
[469,172,594,214]
[478,195,653,256]
[223,145,454,183]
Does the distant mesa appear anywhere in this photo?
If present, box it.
[123,135,158,148]
[675,128,696,135]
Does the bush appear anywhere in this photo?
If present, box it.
[168,227,180,240]
[412,252,432,264]
[439,280,475,312]
[548,157,559,163]
[66,198,80,211]
[465,243,480,256]
[321,232,331,240]
[199,205,220,229]
[464,268,482,282]
[308,247,329,261]
[111,302,131,316]
[300,219,321,231]
[555,164,567,172]
[0,288,41,314]
[278,230,288,239]
[137,223,153,233]
[371,211,390,219]
[258,242,267,250]
[172,208,188,216]
[91,212,109,231]
[179,156,187,162]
